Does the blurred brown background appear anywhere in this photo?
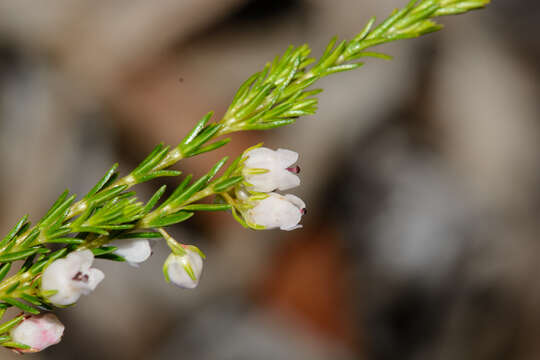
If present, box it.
[0,0,539,359]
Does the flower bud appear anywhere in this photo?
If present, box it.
[110,239,152,266]
[163,246,204,289]
[245,193,306,231]
[10,313,64,353]
[41,250,105,306]
[243,147,300,192]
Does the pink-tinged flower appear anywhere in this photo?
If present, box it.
[41,250,105,306]
[163,246,204,289]
[245,193,306,231]
[243,147,301,192]
[10,313,64,353]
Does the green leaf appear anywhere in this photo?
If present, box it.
[182,204,232,212]
[115,232,162,239]
[45,238,85,245]
[0,315,24,334]
[5,282,19,295]
[39,193,76,228]
[181,112,213,146]
[146,211,194,227]
[137,170,182,183]
[0,336,11,343]
[160,175,192,209]
[369,0,417,39]
[207,157,229,181]
[133,144,170,178]
[143,185,167,213]
[132,143,164,173]
[0,215,28,248]
[91,246,117,257]
[86,163,119,198]
[354,16,376,42]
[20,253,37,272]
[1,341,31,350]
[2,299,39,314]
[73,226,109,236]
[19,294,43,306]
[213,176,244,193]
[94,253,126,262]
[45,226,71,240]
[0,248,42,263]
[188,138,231,157]
[166,174,211,208]
[90,185,128,206]
[352,51,393,61]
[182,123,224,156]
[0,263,11,283]
[322,62,364,76]
[19,228,40,248]
[244,119,296,130]
[41,190,69,221]
[97,224,135,231]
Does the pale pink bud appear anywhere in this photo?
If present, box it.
[10,314,64,353]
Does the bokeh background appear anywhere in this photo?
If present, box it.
[0,0,539,359]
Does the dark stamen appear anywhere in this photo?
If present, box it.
[300,208,307,215]
[287,165,300,174]
[72,272,89,283]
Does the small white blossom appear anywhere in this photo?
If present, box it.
[10,313,64,353]
[243,147,301,192]
[164,247,204,289]
[41,250,105,306]
[110,239,152,266]
[245,193,306,231]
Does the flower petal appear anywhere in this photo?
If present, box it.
[276,171,301,191]
[276,148,299,167]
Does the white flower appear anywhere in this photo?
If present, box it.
[243,147,301,192]
[164,247,204,289]
[245,193,306,231]
[10,313,64,353]
[41,250,105,306]
[110,239,152,266]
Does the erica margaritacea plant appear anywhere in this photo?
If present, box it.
[0,0,489,353]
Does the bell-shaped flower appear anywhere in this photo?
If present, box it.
[245,193,306,231]
[163,246,204,289]
[243,147,301,192]
[41,250,105,306]
[10,313,65,353]
[110,239,152,266]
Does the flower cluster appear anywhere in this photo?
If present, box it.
[236,146,306,231]
[25,234,203,352]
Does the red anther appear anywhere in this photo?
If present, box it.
[287,165,301,174]
[300,208,307,215]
